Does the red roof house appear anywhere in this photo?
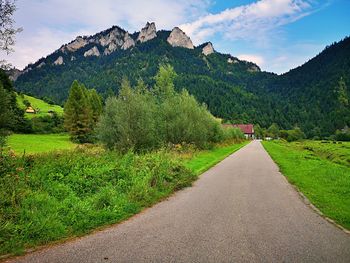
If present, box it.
[223,124,255,138]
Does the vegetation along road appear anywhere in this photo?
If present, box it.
[8,141,350,263]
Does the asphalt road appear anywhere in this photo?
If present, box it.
[8,141,350,262]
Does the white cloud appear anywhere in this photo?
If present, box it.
[180,0,314,45]
[237,54,265,67]
[1,0,211,69]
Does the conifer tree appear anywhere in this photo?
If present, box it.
[88,89,103,124]
[64,80,92,143]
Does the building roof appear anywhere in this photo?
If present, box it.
[222,124,254,134]
[233,124,254,134]
[25,106,36,113]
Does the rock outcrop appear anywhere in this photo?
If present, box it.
[6,68,22,81]
[99,28,124,47]
[122,33,135,50]
[137,22,157,43]
[64,37,88,52]
[53,56,64,65]
[167,27,194,49]
[227,57,239,64]
[84,46,100,57]
[202,42,214,56]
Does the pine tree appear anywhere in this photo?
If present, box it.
[64,80,92,143]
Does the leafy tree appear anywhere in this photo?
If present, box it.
[0,0,22,69]
[64,80,92,143]
[97,78,158,152]
[153,64,176,101]
[97,65,227,152]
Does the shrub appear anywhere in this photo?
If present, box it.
[97,65,228,152]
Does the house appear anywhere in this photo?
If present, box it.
[25,106,36,114]
[223,124,255,139]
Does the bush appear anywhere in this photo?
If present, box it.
[280,127,305,142]
[335,127,350,141]
[97,66,225,152]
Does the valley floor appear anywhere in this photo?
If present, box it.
[6,141,350,263]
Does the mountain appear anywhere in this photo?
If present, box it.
[13,22,350,137]
[269,37,350,137]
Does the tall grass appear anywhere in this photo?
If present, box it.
[0,148,195,255]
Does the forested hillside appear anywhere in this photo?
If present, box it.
[13,23,350,137]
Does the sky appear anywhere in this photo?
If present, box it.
[1,0,349,74]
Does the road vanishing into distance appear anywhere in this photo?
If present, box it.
[8,141,350,263]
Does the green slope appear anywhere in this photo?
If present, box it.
[16,93,63,119]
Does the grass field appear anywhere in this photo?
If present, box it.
[7,134,75,154]
[184,141,249,175]
[262,140,350,230]
[16,94,63,119]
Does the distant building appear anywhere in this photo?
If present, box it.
[25,106,36,114]
[223,124,255,139]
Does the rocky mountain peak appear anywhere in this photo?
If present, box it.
[137,22,157,43]
[167,27,194,49]
[202,42,214,56]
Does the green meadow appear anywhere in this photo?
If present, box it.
[7,134,75,154]
[263,140,350,230]
[16,94,63,119]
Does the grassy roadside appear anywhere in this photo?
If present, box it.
[262,140,350,230]
[0,140,247,256]
[184,141,249,175]
[7,134,76,154]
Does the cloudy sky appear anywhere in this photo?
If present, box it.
[1,0,349,74]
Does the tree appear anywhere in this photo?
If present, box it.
[64,80,92,143]
[0,0,22,69]
[152,64,176,101]
[97,78,159,152]
[267,123,279,139]
[88,88,102,124]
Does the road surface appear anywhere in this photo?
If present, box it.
[8,141,350,262]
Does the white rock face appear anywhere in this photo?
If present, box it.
[84,46,100,57]
[65,37,88,52]
[227,57,239,64]
[202,42,214,56]
[99,28,124,47]
[53,56,64,65]
[104,42,117,55]
[167,27,194,49]
[137,22,157,43]
[122,33,135,50]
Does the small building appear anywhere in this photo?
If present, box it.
[25,106,36,114]
[223,124,255,139]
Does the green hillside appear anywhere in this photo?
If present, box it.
[16,93,63,119]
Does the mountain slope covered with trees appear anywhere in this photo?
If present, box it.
[13,23,350,137]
